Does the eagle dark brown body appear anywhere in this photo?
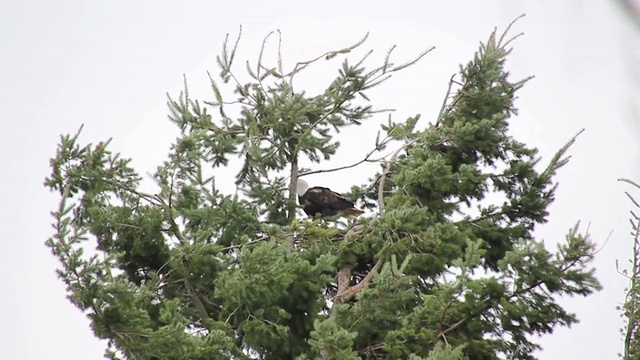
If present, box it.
[297,179,364,218]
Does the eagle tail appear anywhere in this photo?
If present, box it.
[341,207,365,219]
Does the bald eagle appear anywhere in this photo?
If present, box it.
[296,178,365,219]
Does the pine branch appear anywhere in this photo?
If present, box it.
[154,194,212,323]
[328,139,414,313]
[256,30,277,94]
[298,133,393,177]
[497,14,526,49]
[285,32,370,93]
[298,154,385,177]
[433,226,596,344]
[181,269,212,322]
[292,95,356,156]
[617,178,640,359]
[540,128,585,179]
[378,140,416,213]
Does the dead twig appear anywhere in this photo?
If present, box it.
[435,73,457,127]
[225,305,241,325]
[219,235,271,252]
[435,317,467,340]
[345,224,365,241]
[286,32,370,93]
[299,146,389,177]
[333,259,383,306]
[299,123,401,178]
[276,29,285,78]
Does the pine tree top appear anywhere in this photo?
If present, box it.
[44,15,601,360]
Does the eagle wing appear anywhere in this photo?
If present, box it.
[304,187,357,216]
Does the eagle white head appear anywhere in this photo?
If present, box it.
[296,178,310,197]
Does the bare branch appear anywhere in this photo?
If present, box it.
[299,137,392,177]
[593,229,614,255]
[435,73,457,127]
[225,305,241,325]
[182,271,211,321]
[219,235,271,252]
[333,259,383,305]
[437,317,468,339]
[389,46,436,72]
[436,76,472,124]
[382,45,397,73]
[286,32,370,93]
[276,30,284,76]
[626,191,640,209]
[619,178,640,191]
[335,264,354,302]
[497,13,526,49]
[345,224,365,241]
[299,156,385,177]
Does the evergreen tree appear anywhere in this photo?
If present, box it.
[45,17,601,360]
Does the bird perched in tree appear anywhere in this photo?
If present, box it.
[296,178,365,219]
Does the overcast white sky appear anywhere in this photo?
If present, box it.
[2,0,639,359]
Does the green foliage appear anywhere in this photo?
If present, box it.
[618,178,640,360]
[45,17,601,360]
[424,342,467,360]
